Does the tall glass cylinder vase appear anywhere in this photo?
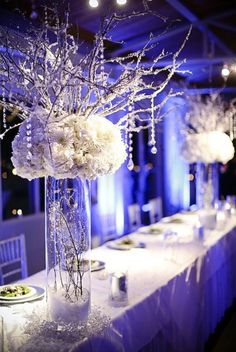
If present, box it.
[45,176,91,323]
[196,162,219,209]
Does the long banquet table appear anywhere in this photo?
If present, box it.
[1,212,236,352]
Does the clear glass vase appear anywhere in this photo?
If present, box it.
[45,176,91,323]
[196,163,219,230]
[196,163,219,209]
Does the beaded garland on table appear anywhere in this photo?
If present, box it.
[6,304,113,352]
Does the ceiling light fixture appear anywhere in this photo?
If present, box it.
[221,65,230,79]
[116,0,127,5]
[89,0,99,8]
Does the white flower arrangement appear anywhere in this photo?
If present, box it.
[181,94,235,164]
[181,131,234,164]
[12,106,127,180]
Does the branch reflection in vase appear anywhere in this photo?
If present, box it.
[46,176,91,322]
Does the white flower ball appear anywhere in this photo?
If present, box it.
[181,131,234,164]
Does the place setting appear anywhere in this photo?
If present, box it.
[137,223,166,236]
[0,284,45,305]
[106,236,146,250]
[90,260,106,272]
[160,216,186,225]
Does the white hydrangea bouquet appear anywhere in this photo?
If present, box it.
[12,107,126,180]
[0,4,190,180]
[181,94,235,164]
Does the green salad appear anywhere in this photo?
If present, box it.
[0,284,30,297]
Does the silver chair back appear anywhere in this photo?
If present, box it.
[0,234,28,285]
[128,203,141,232]
[149,197,163,223]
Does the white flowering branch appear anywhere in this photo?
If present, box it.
[181,93,235,135]
[1,6,190,130]
[0,4,191,176]
[180,93,236,164]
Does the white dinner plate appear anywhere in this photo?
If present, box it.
[91,260,105,272]
[161,216,184,224]
[138,225,163,235]
[63,259,105,272]
[180,210,197,216]
[0,285,45,305]
[107,238,143,250]
[0,284,36,301]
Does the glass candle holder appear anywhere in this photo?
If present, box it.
[109,271,128,307]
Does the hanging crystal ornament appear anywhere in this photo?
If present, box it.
[149,96,157,154]
[127,140,134,171]
[229,98,236,140]
[99,39,106,105]
[44,6,48,28]
[234,115,236,140]
[127,101,134,170]
[100,40,105,85]
[44,6,49,50]
[54,14,63,117]
[229,113,234,140]
[75,66,82,112]
[2,80,7,129]
[26,118,32,161]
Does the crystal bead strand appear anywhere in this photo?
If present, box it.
[44,6,48,31]
[44,6,50,112]
[233,117,236,141]
[55,14,65,116]
[100,40,105,83]
[26,118,32,161]
[150,96,157,154]
[229,112,234,140]
[124,113,129,152]
[2,81,7,129]
[100,39,105,101]
[229,106,236,141]
[127,101,134,170]
[69,32,78,114]
[77,63,83,112]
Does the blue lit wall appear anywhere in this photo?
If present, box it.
[92,163,132,242]
[92,93,190,241]
[163,96,190,214]
[91,105,133,242]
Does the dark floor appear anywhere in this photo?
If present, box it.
[205,302,236,352]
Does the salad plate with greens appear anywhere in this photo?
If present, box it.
[138,224,164,235]
[107,236,145,250]
[0,284,36,301]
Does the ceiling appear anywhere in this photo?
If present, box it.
[1,0,236,95]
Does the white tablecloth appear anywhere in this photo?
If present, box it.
[1,213,236,352]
